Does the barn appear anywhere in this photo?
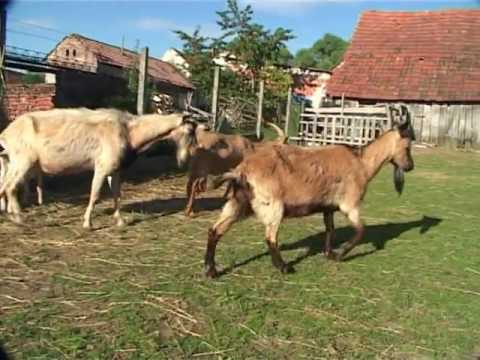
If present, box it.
[327,9,480,148]
[47,33,194,110]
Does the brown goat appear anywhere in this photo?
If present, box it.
[184,122,287,216]
[204,120,415,277]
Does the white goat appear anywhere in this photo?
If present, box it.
[0,108,197,228]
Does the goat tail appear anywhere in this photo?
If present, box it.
[264,121,288,144]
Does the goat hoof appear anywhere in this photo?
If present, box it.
[185,210,196,218]
[82,222,92,230]
[205,267,218,279]
[281,264,295,274]
[116,219,125,227]
[9,214,23,225]
[327,250,342,261]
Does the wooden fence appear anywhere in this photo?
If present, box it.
[407,104,480,148]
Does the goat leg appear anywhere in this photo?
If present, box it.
[205,228,219,278]
[323,211,335,257]
[185,177,200,217]
[205,197,245,278]
[331,207,364,261]
[83,170,108,229]
[265,223,294,274]
[36,170,43,205]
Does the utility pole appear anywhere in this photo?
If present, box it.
[137,47,148,115]
[284,85,292,137]
[211,65,220,130]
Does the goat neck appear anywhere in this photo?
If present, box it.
[127,113,182,151]
[359,131,397,181]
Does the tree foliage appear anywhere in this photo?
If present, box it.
[294,33,349,70]
[174,0,295,121]
[215,0,294,84]
[173,28,215,103]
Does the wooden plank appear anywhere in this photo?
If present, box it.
[304,107,388,115]
[136,47,149,115]
[473,105,480,148]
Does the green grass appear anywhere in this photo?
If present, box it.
[1,148,480,359]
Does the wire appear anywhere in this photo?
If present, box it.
[6,28,61,42]
[8,16,68,36]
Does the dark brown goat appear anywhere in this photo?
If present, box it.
[204,120,415,277]
[184,123,286,216]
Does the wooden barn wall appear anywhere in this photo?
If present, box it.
[406,104,480,148]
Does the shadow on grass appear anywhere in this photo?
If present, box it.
[24,154,183,206]
[123,196,225,216]
[216,215,443,277]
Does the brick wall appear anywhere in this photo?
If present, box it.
[3,83,56,123]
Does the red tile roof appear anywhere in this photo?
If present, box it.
[327,10,480,102]
[70,34,193,90]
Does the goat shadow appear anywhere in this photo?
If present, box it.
[217,215,443,277]
[123,196,226,217]
[29,154,184,206]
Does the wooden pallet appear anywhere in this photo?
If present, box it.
[290,105,397,147]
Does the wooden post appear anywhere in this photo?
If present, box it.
[284,85,292,136]
[136,47,149,115]
[340,93,345,116]
[211,65,220,130]
[0,10,6,97]
[256,79,264,139]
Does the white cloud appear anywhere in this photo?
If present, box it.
[133,17,221,39]
[135,18,177,31]
[240,0,318,15]
[18,17,57,30]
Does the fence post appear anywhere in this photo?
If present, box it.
[211,65,220,130]
[256,79,264,139]
[136,47,149,115]
[284,85,292,137]
[0,10,6,98]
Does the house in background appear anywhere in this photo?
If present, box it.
[326,10,480,147]
[289,67,331,108]
[47,34,194,109]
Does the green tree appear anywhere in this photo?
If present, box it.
[216,0,294,86]
[174,0,295,123]
[173,27,215,104]
[294,33,349,70]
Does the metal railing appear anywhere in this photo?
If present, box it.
[5,45,96,73]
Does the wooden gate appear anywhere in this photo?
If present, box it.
[290,105,403,147]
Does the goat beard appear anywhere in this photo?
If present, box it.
[393,165,405,195]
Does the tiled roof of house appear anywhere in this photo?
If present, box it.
[69,34,193,90]
[327,10,480,102]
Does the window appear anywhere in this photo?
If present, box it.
[66,49,70,57]
[73,49,77,57]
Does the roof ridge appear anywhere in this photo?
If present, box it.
[70,33,171,65]
[363,9,480,15]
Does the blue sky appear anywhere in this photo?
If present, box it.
[6,0,479,59]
